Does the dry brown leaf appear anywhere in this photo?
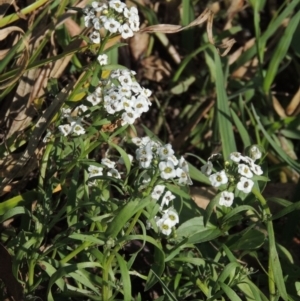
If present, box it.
[140,9,235,57]
[227,0,245,20]
[129,31,150,60]
[0,0,14,18]
[0,26,29,89]
[272,95,286,117]
[140,55,171,82]
[140,8,210,34]
[190,186,216,210]
[286,87,300,116]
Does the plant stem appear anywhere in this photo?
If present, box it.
[252,188,276,301]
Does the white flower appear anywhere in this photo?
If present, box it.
[119,85,132,98]
[159,160,176,180]
[71,122,85,136]
[250,162,263,175]
[209,170,228,187]
[176,168,193,185]
[119,74,132,86]
[77,104,88,115]
[249,145,262,161]
[105,101,122,114]
[92,1,108,12]
[61,107,71,118]
[107,168,121,179]
[133,96,149,114]
[178,157,189,172]
[121,108,139,125]
[130,82,142,93]
[123,6,138,19]
[104,91,121,103]
[104,18,120,33]
[237,176,254,194]
[88,165,103,178]
[101,158,116,168]
[238,163,253,178]
[84,15,93,27]
[240,155,254,165]
[219,191,234,207]
[156,217,173,235]
[97,54,108,65]
[132,137,142,146]
[136,143,152,160]
[109,0,126,13]
[89,31,101,43]
[87,93,101,106]
[151,185,165,200]
[229,152,242,163]
[201,161,213,176]
[168,155,179,166]
[120,96,133,111]
[129,19,140,32]
[119,23,134,39]
[158,144,174,161]
[162,207,179,227]
[139,155,152,168]
[58,124,72,136]
[161,191,176,208]
[141,87,152,98]
[92,17,101,30]
[141,137,152,145]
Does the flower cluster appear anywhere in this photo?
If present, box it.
[201,145,263,207]
[84,0,140,42]
[58,106,88,136]
[88,156,129,186]
[150,184,179,235]
[58,68,151,136]
[86,69,152,125]
[132,137,192,185]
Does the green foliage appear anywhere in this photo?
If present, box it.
[0,0,300,301]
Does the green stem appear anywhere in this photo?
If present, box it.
[0,0,49,27]
[252,188,276,301]
[28,259,35,288]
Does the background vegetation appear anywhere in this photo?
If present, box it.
[0,0,299,300]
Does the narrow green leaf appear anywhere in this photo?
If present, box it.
[230,108,251,148]
[116,254,131,301]
[263,10,300,93]
[252,105,300,172]
[105,198,150,239]
[219,282,243,301]
[212,46,236,159]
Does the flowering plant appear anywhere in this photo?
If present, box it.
[0,1,299,301]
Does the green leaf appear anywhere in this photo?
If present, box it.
[105,198,150,239]
[271,201,300,221]
[252,105,300,173]
[116,253,131,301]
[226,229,265,250]
[263,10,300,93]
[230,108,251,148]
[211,46,237,159]
[204,192,221,226]
[218,282,243,301]
[176,216,222,244]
